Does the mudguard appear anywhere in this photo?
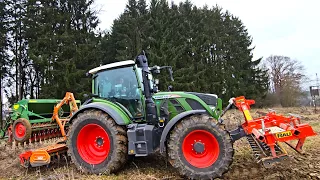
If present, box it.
[69,102,131,125]
[159,109,206,153]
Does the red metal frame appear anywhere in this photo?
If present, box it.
[234,96,317,158]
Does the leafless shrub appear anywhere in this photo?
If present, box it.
[264,55,307,107]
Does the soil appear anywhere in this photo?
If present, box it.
[0,107,319,180]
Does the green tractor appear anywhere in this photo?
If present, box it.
[65,54,233,179]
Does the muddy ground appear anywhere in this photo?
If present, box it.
[0,107,319,180]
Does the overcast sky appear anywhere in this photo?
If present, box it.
[93,0,320,87]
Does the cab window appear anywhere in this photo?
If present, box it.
[93,66,144,118]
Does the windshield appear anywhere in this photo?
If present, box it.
[93,66,144,118]
[94,67,139,99]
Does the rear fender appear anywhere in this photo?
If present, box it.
[159,110,206,153]
[69,102,131,125]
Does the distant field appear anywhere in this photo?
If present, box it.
[0,107,319,180]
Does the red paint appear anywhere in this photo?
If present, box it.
[19,151,32,166]
[15,122,26,139]
[76,124,110,164]
[182,130,220,168]
[233,96,317,157]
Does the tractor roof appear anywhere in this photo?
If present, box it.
[89,60,135,74]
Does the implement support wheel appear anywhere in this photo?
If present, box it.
[67,110,128,174]
[167,114,234,180]
[12,118,32,143]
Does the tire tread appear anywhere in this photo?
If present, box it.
[167,114,234,180]
[67,110,128,174]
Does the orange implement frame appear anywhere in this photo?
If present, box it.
[19,92,78,167]
[233,96,317,163]
[52,92,78,141]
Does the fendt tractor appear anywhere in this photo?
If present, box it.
[14,54,316,179]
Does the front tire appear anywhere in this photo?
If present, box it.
[167,114,234,179]
[67,110,127,174]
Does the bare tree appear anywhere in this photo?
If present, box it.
[264,55,305,106]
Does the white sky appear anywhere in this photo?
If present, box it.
[93,0,320,87]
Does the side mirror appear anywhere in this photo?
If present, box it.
[168,85,173,92]
[154,79,159,85]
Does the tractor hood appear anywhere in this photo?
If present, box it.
[153,91,218,106]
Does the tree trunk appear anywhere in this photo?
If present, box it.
[0,77,2,129]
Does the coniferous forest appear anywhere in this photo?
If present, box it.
[0,0,269,106]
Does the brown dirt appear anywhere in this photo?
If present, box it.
[0,107,319,180]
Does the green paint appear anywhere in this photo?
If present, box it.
[216,98,223,116]
[92,98,132,125]
[0,129,5,138]
[153,91,221,120]
[9,98,81,125]
[29,118,53,123]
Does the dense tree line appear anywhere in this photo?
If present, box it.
[0,0,269,108]
[104,0,269,103]
[1,0,101,105]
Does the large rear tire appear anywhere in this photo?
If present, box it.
[12,118,32,143]
[167,114,234,180]
[67,110,128,174]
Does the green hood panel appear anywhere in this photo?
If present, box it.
[153,91,221,119]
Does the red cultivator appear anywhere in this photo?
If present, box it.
[230,96,317,167]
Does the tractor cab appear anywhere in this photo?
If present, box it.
[88,55,173,124]
[88,56,221,124]
[89,60,147,119]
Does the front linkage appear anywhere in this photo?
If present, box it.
[228,96,317,167]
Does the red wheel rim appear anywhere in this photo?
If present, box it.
[76,124,110,164]
[182,130,220,168]
[15,122,26,139]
